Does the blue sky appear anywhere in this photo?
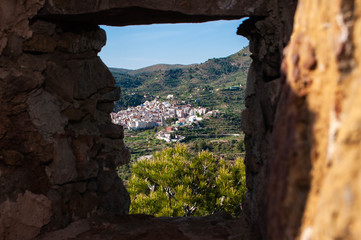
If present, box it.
[99,19,248,70]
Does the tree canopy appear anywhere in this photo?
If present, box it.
[127,144,246,217]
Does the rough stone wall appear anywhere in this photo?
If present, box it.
[280,0,361,239]
[0,2,130,239]
[0,1,267,239]
[3,0,361,240]
[241,0,361,239]
[38,0,268,25]
[238,1,299,239]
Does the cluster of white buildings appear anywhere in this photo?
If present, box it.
[111,99,218,130]
[156,127,186,143]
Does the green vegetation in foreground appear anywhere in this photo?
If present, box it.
[113,48,249,216]
[128,144,246,217]
[118,112,245,181]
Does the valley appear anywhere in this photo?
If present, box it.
[111,47,251,183]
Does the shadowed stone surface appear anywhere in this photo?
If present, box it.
[0,191,52,240]
[278,1,361,239]
[2,0,361,239]
[0,2,131,238]
[36,214,251,240]
[237,1,299,239]
[0,0,264,239]
[38,0,268,26]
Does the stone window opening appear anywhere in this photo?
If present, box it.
[1,1,285,239]
[99,20,250,220]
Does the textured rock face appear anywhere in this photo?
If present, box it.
[278,0,361,239]
[0,0,267,238]
[237,1,299,239]
[0,191,52,240]
[0,1,130,238]
[38,0,268,26]
[241,0,361,239]
[37,214,251,240]
[2,0,361,239]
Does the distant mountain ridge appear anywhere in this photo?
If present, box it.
[111,46,251,112]
[110,64,196,75]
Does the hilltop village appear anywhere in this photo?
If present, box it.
[111,98,219,131]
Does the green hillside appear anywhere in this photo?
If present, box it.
[114,47,251,183]
[111,46,251,113]
[110,63,195,75]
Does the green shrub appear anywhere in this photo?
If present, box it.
[127,144,246,217]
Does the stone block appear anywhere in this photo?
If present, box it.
[1,150,24,166]
[241,108,253,135]
[98,87,121,103]
[71,57,114,100]
[63,107,87,122]
[96,102,114,113]
[99,124,124,139]
[23,33,57,53]
[69,191,98,219]
[97,171,116,193]
[2,34,23,57]
[0,191,52,240]
[44,61,74,102]
[27,90,68,141]
[45,137,78,185]
[98,177,130,215]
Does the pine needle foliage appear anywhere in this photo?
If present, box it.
[128,144,246,217]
